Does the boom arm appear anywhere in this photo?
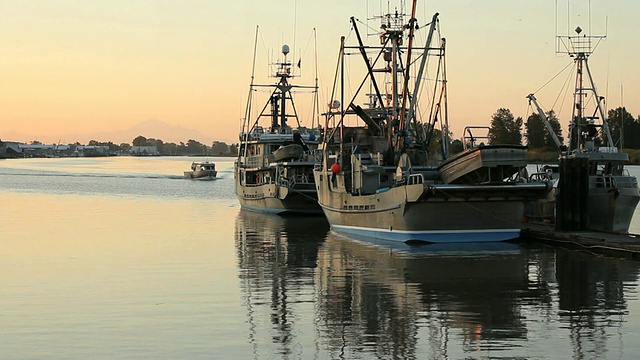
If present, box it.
[526,93,563,149]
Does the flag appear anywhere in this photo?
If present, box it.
[297,59,301,68]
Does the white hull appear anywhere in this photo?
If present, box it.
[184,170,217,179]
[236,183,321,215]
[315,170,548,243]
[235,162,321,215]
[184,162,217,179]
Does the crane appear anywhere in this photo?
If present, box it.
[526,93,563,149]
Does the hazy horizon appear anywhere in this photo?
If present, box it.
[1,119,235,146]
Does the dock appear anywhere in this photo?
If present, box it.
[521,223,640,260]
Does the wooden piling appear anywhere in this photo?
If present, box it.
[556,155,589,231]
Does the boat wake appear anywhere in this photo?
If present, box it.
[0,170,224,181]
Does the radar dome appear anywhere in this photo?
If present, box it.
[282,44,290,56]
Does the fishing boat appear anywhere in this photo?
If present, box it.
[184,161,217,180]
[235,32,323,215]
[313,4,550,244]
[525,25,640,232]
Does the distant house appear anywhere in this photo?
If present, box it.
[0,140,22,158]
[130,146,160,156]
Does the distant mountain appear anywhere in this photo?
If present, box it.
[82,120,217,145]
[2,120,222,145]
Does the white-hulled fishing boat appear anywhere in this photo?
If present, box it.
[313,3,550,244]
[235,31,323,215]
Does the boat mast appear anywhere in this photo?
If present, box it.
[389,12,400,125]
[340,35,345,168]
[241,25,260,159]
[313,28,319,129]
[571,42,585,151]
[433,38,449,158]
[398,0,418,148]
[376,7,406,160]
[272,45,293,132]
[584,54,612,145]
[558,25,611,151]
[350,17,387,120]
[406,12,440,142]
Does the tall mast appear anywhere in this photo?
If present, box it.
[557,22,609,151]
[376,7,406,158]
[399,0,418,133]
[437,38,449,157]
[390,13,399,122]
[340,36,345,168]
[572,50,584,150]
[313,28,319,129]
[406,12,439,131]
[241,25,260,159]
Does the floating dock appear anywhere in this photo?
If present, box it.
[521,223,640,259]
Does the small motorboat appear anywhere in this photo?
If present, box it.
[184,161,217,180]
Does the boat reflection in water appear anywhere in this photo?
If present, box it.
[235,210,329,358]
[235,211,640,358]
[316,237,529,358]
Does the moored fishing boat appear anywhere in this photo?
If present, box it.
[235,31,323,215]
[313,3,550,244]
[525,25,640,232]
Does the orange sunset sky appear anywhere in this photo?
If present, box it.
[1,0,638,145]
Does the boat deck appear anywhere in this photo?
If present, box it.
[521,223,640,259]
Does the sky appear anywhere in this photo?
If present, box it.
[1,0,639,145]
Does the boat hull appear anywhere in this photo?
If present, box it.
[589,187,640,232]
[184,161,217,179]
[315,171,549,243]
[235,180,321,215]
[184,170,217,179]
[324,201,523,243]
[525,173,640,233]
[234,127,321,216]
[237,194,322,215]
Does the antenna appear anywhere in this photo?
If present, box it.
[555,0,606,56]
[555,0,613,150]
[292,0,297,76]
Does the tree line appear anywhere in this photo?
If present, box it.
[484,106,640,150]
[86,136,238,156]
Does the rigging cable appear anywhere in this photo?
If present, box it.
[532,61,573,95]
[551,62,576,121]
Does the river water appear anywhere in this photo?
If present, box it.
[1,156,640,359]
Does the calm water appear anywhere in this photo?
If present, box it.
[2,156,640,359]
